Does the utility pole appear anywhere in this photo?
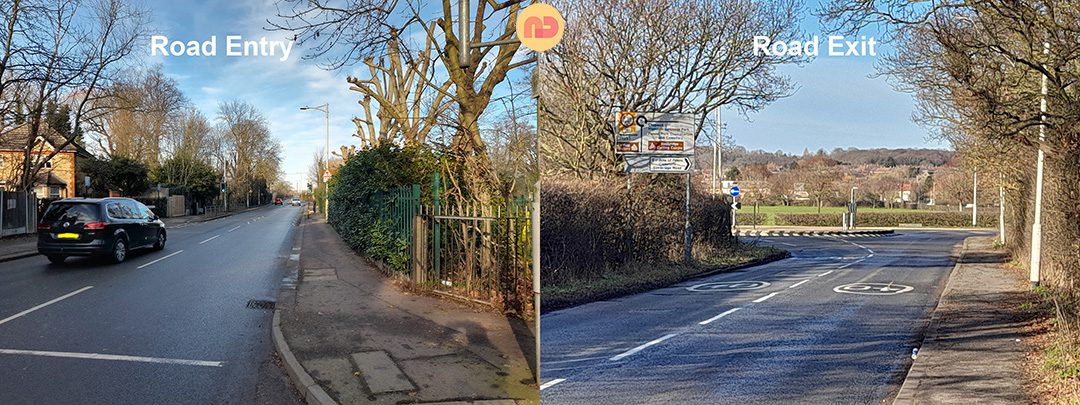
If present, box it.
[999,173,1006,245]
[1030,41,1049,287]
[713,107,721,194]
[972,170,978,227]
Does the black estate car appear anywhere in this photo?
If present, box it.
[37,198,166,264]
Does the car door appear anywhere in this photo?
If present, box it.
[135,201,161,245]
[118,201,146,247]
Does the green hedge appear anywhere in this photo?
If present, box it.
[327,144,437,273]
[734,212,766,226]
[774,211,998,228]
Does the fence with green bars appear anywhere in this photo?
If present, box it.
[371,173,534,314]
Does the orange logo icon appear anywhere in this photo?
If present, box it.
[516,3,564,52]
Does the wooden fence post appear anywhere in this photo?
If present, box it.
[413,214,427,285]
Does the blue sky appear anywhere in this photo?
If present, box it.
[141,0,945,189]
[721,2,948,154]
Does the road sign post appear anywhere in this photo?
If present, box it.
[614,111,702,264]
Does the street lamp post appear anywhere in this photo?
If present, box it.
[849,186,858,230]
[1030,41,1050,287]
[300,103,330,223]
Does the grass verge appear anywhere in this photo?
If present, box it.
[541,243,789,312]
[1024,286,1080,404]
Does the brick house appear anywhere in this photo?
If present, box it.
[0,123,77,198]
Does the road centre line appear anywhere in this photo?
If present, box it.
[753,292,780,303]
[610,333,680,361]
[0,286,93,326]
[699,308,741,325]
[0,348,223,367]
[789,279,810,289]
[540,378,567,390]
[198,235,220,244]
[227,225,242,232]
[837,257,870,269]
[137,250,184,269]
[817,270,834,277]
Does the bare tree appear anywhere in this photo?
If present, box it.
[540,0,806,177]
[1,0,145,192]
[269,0,534,201]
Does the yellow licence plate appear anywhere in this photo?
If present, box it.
[56,233,79,239]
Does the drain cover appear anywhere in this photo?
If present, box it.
[246,299,276,310]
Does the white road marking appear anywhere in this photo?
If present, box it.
[198,235,220,244]
[227,225,241,232]
[789,279,810,289]
[289,254,300,261]
[0,286,93,326]
[699,308,741,325]
[137,250,184,269]
[817,270,834,277]
[837,257,870,269]
[0,348,223,367]
[776,241,798,247]
[609,333,679,361]
[540,378,567,390]
[753,292,780,303]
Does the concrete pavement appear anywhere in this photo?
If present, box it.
[0,204,303,404]
[540,230,992,404]
[275,216,539,404]
[893,236,1035,404]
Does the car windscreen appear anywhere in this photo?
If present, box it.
[42,203,102,224]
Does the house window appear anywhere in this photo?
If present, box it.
[49,186,60,199]
[42,161,52,169]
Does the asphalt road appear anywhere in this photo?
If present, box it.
[0,205,304,405]
[539,230,993,404]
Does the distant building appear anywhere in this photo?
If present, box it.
[0,123,77,198]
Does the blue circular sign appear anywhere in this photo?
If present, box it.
[729,186,741,197]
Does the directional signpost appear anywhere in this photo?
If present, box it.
[616,112,697,174]
[614,111,701,263]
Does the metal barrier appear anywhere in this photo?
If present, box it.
[2,191,37,237]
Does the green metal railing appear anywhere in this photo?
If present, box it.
[369,173,534,311]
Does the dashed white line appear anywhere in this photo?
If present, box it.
[137,250,185,269]
[753,292,780,303]
[837,257,870,269]
[0,348,223,367]
[198,235,220,244]
[789,279,810,289]
[540,378,567,390]
[609,333,679,361]
[699,308,741,325]
[227,225,242,232]
[0,286,93,326]
[818,270,834,277]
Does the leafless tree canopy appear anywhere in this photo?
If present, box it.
[540,0,807,177]
[0,0,145,191]
[269,0,533,201]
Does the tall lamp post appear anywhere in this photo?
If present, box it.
[300,103,330,222]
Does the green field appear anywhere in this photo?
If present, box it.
[737,205,937,225]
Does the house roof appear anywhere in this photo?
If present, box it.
[0,123,78,152]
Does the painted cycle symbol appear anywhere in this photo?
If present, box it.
[833,282,914,296]
[687,281,771,292]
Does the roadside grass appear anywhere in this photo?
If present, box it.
[1023,284,1080,403]
[541,243,788,312]
[737,205,944,225]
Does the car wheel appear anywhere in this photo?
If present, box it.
[153,231,166,251]
[46,254,66,264]
[110,238,127,264]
